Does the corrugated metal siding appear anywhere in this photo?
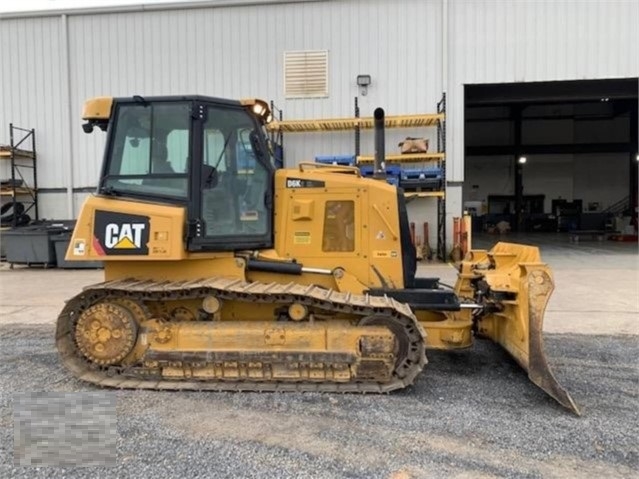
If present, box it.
[0,16,66,189]
[1,0,637,220]
[446,0,639,180]
[280,0,444,164]
[450,0,639,84]
[66,0,443,187]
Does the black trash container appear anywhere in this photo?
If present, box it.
[3,223,69,267]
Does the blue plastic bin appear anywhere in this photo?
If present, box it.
[385,164,402,176]
[400,167,443,180]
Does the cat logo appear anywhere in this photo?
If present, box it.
[105,223,146,249]
[93,210,150,256]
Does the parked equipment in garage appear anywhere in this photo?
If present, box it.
[55,95,579,415]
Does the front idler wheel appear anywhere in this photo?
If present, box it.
[359,314,410,375]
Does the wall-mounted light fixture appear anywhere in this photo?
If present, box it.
[357,74,372,96]
[518,156,527,164]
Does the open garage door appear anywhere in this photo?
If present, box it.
[464,78,638,240]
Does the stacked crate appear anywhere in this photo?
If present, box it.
[314,153,443,191]
[398,166,443,191]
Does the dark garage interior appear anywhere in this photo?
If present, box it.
[463,78,638,238]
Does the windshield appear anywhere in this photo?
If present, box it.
[102,102,190,199]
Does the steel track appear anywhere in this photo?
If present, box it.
[56,277,427,393]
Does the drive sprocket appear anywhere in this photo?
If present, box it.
[74,302,138,365]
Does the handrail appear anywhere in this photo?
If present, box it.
[297,162,361,176]
[603,196,629,214]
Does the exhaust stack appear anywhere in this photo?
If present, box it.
[373,107,386,180]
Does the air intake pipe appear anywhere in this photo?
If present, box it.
[373,107,386,180]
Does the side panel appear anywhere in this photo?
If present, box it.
[363,188,406,289]
[66,195,187,261]
[273,168,406,289]
[103,257,244,282]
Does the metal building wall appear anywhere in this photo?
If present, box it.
[1,0,444,221]
[1,0,637,243]
[67,0,443,184]
[0,16,70,218]
[446,0,639,180]
[440,0,639,229]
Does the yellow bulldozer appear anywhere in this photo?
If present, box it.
[56,95,579,414]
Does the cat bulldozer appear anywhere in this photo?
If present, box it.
[56,95,579,414]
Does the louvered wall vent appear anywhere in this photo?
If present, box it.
[284,50,329,99]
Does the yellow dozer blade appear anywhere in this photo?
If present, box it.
[456,242,580,415]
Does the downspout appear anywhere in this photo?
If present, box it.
[442,0,448,92]
[61,14,74,218]
[442,0,451,254]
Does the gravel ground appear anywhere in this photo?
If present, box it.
[0,324,637,478]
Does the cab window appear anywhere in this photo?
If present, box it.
[103,102,190,198]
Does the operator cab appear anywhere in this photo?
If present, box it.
[91,96,276,251]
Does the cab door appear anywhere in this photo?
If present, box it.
[187,101,274,251]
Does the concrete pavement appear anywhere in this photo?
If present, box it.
[1,233,637,335]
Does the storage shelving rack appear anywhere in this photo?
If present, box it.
[0,124,38,227]
[267,95,447,260]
